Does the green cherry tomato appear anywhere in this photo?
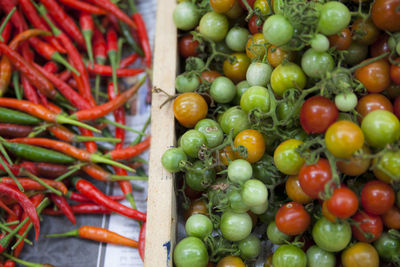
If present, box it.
[195,119,224,148]
[317,1,351,35]
[185,161,216,191]
[249,200,268,214]
[175,74,200,93]
[266,221,290,245]
[161,147,187,172]
[199,12,229,42]
[220,210,252,241]
[228,189,250,213]
[310,34,330,52]
[306,246,336,267]
[335,92,358,112]
[238,234,261,259]
[241,179,268,207]
[272,244,307,267]
[233,80,251,105]
[180,130,208,158]
[271,62,307,97]
[263,15,294,46]
[374,150,400,182]
[173,237,209,267]
[185,214,213,239]
[220,106,251,136]
[312,217,352,252]
[228,159,253,183]
[173,2,200,30]
[343,42,368,66]
[240,85,270,113]
[373,232,400,261]
[301,48,335,79]
[210,76,237,104]
[361,110,400,148]
[225,27,250,52]
[274,139,305,175]
[246,62,273,87]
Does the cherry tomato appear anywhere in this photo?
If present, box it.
[178,35,199,58]
[300,96,338,134]
[275,201,310,236]
[162,147,187,173]
[273,244,307,267]
[285,175,313,204]
[361,180,395,215]
[352,18,380,46]
[248,15,263,34]
[373,150,400,183]
[218,145,237,166]
[267,45,295,68]
[223,53,251,83]
[355,59,390,93]
[240,85,270,113]
[327,187,359,219]
[301,48,335,79]
[317,1,351,35]
[234,129,265,163]
[322,200,337,223]
[390,58,400,85]
[263,15,294,46]
[325,120,364,159]
[199,12,229,42]
[185,214,213,239]
[370,34,390,59]
[173,92,208,128]
[210,77,237,103]
[312,217,351,252]
[173,237,209,267]
[210,0,235,13]
[373,232,400,261]
[371,0,400,32]
[216,256,245,267]
[201,70,221,83]
[266,221,290,245]
[306,245,336,267]
[219,106,250,136]
[220,210,252,241]
[173,2,201,30]
[185,199,208,220]
[246,33,267,59]
[342,243,379,267]
[271,62,307,97]
[356,93,393,121]
[274,139,305,175]
[254,0,270,15]
[351,211,383,243]
[344,42,368,66]
[226,27,250,52]
[382,206,400,229]
[337,145,371,176]
[298,158,333,199]
[328,28,352,50]
[238,234,261,259]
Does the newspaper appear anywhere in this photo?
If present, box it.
[18,1,156,266]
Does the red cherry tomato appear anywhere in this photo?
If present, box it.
[298,158,333,199]
[300,96,339,134]
[370,34,390,59]
[371,0,400,32]
[355,59,390,93]
[248,15,263,34]
[382,206,400,229]
[361,180,395,215]
[356,93,393,120]
[351,211,383,242]
[327,187,359,219]
[178,34,199,58]
[275,202,310,236]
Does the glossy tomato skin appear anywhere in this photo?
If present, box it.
[201,70,221,83]
[219,106,250,136]
[391,58,400,85]
[173,237,209,267]
[327,187,359,219]
[185,199,208,220]
[285,175,313,204]
[274,139,305,175]
[382,206,400,229]
[300,96,338,134]
[306,245,336,267]
[371,0,400,32]
[341,242,379,267]
[325,120,364,159]
[312,217,352,252]
[361,180,395,215]
[248,15,262,34]
[351,211,383,243]
[271,62,306,97]
[356,93,393,120]
[351,18,380,46]
[210,0,235,13]
[328,28,352,50]
[178,35,199,58]
[373,150,400,183]
[298,158,332,199]
[267,45,295,68]
[173,93,208,128]
[216,256,245,267]
[275,202,310,236]
[337,145,371,176]
[246,33,267,59]
[355,59,390,93]
[234,129,265,163]
[272,245,307,267]
[223,53,251,83]
[373,232,400,261]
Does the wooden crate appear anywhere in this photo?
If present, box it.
[145,0,177,266]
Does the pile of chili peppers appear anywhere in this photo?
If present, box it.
[0,0,152,265]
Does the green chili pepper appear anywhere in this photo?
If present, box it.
[0,107,42,125]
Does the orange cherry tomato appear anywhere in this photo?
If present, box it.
[234,129,265,163]
[210,0,235,13]
[354,59,390,93]
[216,256,246,267]
[223,53,251,83]
[356,93,393,121]
[246,33,267,59]
[218,145,236,166]
[337,145,371,176]
[322,200,337,223]
[341,242,379,267]
[328,28,352,50]
[173,92,208,128]
[352,18,380,45]
[267,45,295,68]
[285,175,313,204]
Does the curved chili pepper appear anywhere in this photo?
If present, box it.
[138,222,146,262]
[80,13,94,66]
[0,199,15,216]
[0,123,33,138]
[66,191,125,203]
[87,64,144,77]
[0,0,27,33]
[0,16,12,43]
[49,194,76,225]
[132,13,151,69]
[86,0,136,28]
[43,203,112,215]
[46,225,138,248]
[58,0,106,15]
[119,53,139,69]
[20,43,40,104]
[73,178,146,221]
[0,183,40,240]
[58,70,72,82]
[106,27,118,93]
[0,177,68,195]
[40,0,85,48]
[0,107,40,125]
[107,137,150,160]
[71,77,145,121]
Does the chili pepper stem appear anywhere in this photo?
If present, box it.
[23,171,62,196]
[108,51,119,94]
[75,136,121,143]
[45,229,79,238]
[90,154,134,173]
[0,7,16,42]
[0,143,23,191]
[1,252,52,267]
[51,53,80,76]
[111,175,147,181]
[125,193,137,209]
[56,115,100,133]
[130,114,150,146]
[55,163,84,182]
[0,222,32,245]
[83,30,94,67]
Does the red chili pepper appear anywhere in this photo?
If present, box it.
[19,162,69,179]
[79,13,94,66]
[20,43,40,104]
[43,203,112,215]
[0,199,15,216]
[119,53,139,69]
[58,0,107,15]
[40,0,85,48]
[48,125,119,144]
[86,0,137,28]
[73,178,146,221]
[58,70,72,82]
[0,123,33,138]
[0,183,40,241]
[43,61,58,74]
[93,27,107,101]
[71,77,145,121]
[107,14,121,33]
[0,177,68,195]
[0,0,27,33]
[66,191,125,203]
[138,222,146,262]
[87,64,144,77]
[0,55,13,97]
[0,17,12,43]
[77,127,97,153]
[107,137,150,160]
[132,14,152,69]
[106,27,119,93]
[49,194,76,225]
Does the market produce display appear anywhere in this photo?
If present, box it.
[0,0,151,266]
[166,0,400,266]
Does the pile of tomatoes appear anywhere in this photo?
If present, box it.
[163,0,400,266]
